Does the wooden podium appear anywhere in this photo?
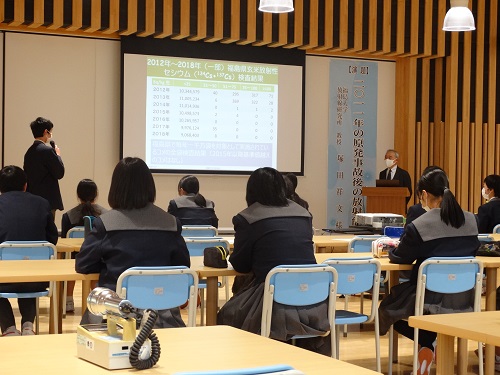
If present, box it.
[361,187,410,216]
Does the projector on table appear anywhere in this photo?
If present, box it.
[354,213,404,229]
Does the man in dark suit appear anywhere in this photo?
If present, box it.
[23,117,65,218]
[0,165,58,336]
[378,149,412,205]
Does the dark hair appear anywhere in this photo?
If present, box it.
[484,175,500,198]
[178,175,206,207]
[417,169,464,228]
[282,174,294,199]
[246,167,288,207]
[30,117,53,138]
[77,179,102,217]
[284,172,298,190]
[0,166,27,193]
[108,157,156,209]
[416,166,444,199]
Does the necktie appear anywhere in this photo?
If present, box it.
[386,169,391,179]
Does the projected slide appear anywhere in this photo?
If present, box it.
[145,57,278,171]
[122,37,304,174]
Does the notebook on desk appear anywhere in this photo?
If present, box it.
[375,179,400,187]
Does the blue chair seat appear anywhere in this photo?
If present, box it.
[335,310,369,324]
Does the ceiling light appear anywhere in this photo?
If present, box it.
[443,0,475,31]
[259,0,294,13]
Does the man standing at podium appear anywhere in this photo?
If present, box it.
[379,149,412,205]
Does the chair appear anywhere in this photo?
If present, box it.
[184,237,231,325]
[116,266,199,327]
[0,241,57,334]
[67,226,85,238]
[345,235,383,326]
[173,364,301,375]
[324,257,382,372]
[260,264,338,358]
[182,225,218,237]
[83,215,95,237]
[493,224,500,234]
[387,257,484,375]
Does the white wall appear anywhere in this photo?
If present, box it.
[0,32,394,230]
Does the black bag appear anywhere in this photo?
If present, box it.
[203,246,229,268]
[476,241,500,257]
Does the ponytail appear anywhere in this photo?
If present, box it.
[193,193,207,208]
[440,187,465,228]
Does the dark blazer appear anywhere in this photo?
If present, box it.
[379,166,413,204]
[0,191,58,245]
[477,198,500,233]
[406,203,426,226]
[23,141,65,210]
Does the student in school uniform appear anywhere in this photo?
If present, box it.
[217,167,331,356]
[168,175,218,228]
[477,174,500,233]
[379,168,480,375]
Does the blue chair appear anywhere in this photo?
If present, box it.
[386,257,484,375]
[67,226,85,238]
[346,235,383,323]
[324,257,382,372]
[173,364,300,375]
[260,264,338,358]
[116,266,199,327]
[0,241,57,334]
[493,224,500,234]
[184,237,231,325]
[182,225,218,237]
[83,215,95,237]
[411,257,484,375]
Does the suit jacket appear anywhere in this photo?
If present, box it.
[0,191,58,244]
[379,166,413,204]
[23,140,65,210]
[477,198,500,233]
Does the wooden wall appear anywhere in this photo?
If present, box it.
[1,0,499,213]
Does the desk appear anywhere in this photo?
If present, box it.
[0,325,379,374]
[0,259,98,334]
[313,234,354,253]
[409,311,500,375]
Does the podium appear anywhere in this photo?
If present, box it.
[361,187,410,216]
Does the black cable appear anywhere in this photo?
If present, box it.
[129,309,161,370]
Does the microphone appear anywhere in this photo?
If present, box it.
[49,140,56,149]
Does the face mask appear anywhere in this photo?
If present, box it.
[482,187,490,200]
[385,159,394,168]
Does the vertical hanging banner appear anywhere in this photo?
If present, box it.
[327,58,378,229]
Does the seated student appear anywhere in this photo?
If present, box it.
[406,166,445,226]
[61,179,107,313]
[217,167,331,356]
[477,174,500,233]
[76,157,190,327]
[167,175,218,228]
[0,165,58,336]
[283,172,309,210]
[379,168,479,375]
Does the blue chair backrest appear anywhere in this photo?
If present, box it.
[268,264,336,306]
[0,241,55,260]
[173,364,295,375]
[324,258,380,295]
[182,225,218,237]
[184,237,230,257]
[117,266,197,310]
[419,257,482,294]
[493,224,500,234]
[478,234,493,242]
[67,226,85,238]
[84,216,95,237]
[348,235,382,253]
